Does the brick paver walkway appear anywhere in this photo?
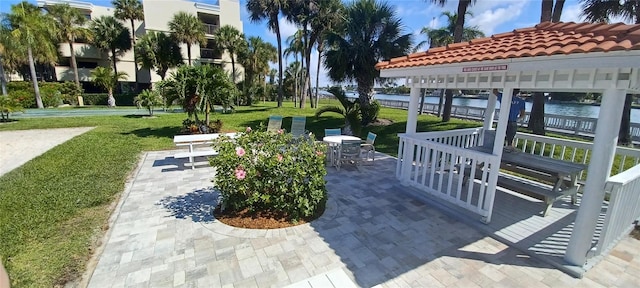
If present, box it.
[87,151,640,287]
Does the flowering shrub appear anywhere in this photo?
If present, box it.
[209,128,328,221]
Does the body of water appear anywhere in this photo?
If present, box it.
[348,93,640,122]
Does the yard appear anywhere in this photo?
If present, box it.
[0,101,479,287]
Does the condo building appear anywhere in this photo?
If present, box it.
[33,0,243,89]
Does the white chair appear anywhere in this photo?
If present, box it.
[290,116,307,137]
[267,115,283,132]
[361,132,377,163]
[336,139,362,171]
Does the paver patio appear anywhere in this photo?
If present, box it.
[86,150,640,287]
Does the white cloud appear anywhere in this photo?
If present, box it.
[560,3,584,23]
[265,17,298,41]
[468,1,527,35]
[429,17,439,29]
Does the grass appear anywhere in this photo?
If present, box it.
[0,100,478,287]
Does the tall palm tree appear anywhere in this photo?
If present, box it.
[213,25,245,83]
[0,27,11,96]
[238,36,277,105]
[91,66,128,107]
[324,0,412,125]
[311,0,344,108]
[195,64,237,126]
[541,0,566,22]
[530,0,566,135]
[112,0,144,85]
[247,0,287,107]
[135,31,182,80]
[581,0,639,145]
[5,2,58,109]
[284,30,304,106]
[48,3,93,90]
[90,16,132,78]
[168,12,205,66]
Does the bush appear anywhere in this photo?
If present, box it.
[8,90,35,109]
[59,82,83,105]
[363,100,381,123]
[180,118,223,134]
[82,93,108,105]
[209,128,327,221]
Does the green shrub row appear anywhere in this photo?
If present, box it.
[7,82,82,108]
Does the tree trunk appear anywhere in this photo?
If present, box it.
[528,92,546,135]
[541,0,553,22]
[300,51,306,108]
[618,94,633,145]
[107,88,116,107]
[304,44,313,109]
[315,46,322,108]
[205,101,210,127]
[437,90,444,117]
[293,56,298,107]
[28,46,44,109]
[69,42,81,89]
[0,55,7,96]
[551,0,565,22]
[453,1,470,43]
[442,89,453,122]
[187,44,192,66]
[357,77,373,125]
[275,22,284,107]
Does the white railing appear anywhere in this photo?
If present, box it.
[377,99,640,141]
[512,132,640,182]
[397,128,500,222]
[594,164,640,257]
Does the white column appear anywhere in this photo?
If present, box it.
[405,87,421,134]
[483,91,498,131]
[492,88,512,155]
[565,89,627,266]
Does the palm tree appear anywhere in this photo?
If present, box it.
[247,0,287,107]
[91,66,128,107]
[195,64,237,126]
[47,3,93,90]
[416,11,484,49]
[5,2,58,109]
[134,89,162,116]
[90,16,132,78]
[324,0,412,125]
[311,0,344,108]
[112,0,144,84]
[0,27,11,96]
[541,0,566,22]
[315,86,361,136]
[168,11,205,66]
[238,36,277,105]
[284,30,304,106]
[213,25,245,84]
[581,0,639,145]
[135,31,182,80]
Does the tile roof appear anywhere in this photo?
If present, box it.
[376,22,640,70]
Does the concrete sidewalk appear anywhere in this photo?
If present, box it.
[0,127,94,177]
[87,150,640,287]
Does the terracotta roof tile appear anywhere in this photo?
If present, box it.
[377,22,640,70]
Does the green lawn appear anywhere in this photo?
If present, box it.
[0,101,479,287]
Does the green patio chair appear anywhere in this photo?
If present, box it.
[267,115,283,132]
[336,139,362,171]
[290,116,307,138]
[324,128,341,137]
[361,132,377,163]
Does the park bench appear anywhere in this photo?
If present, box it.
[173,133,237,169]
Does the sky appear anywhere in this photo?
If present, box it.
[0,0,632,87]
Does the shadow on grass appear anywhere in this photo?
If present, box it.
[123,126,180,139]
[156,187,220,223]
[230,106,275,114]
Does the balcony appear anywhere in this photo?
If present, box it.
[200,48,221,59]
[203,23,219,35]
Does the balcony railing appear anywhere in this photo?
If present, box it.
[200,48,221,59]
[203,23,219,35]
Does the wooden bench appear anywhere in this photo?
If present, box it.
[173,133,237,169]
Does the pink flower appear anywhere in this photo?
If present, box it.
[316,151,324,156]
[234,168,246,180]
[277,154,283,162]
[235,147,245,157]
[277,129,284,134]
[246,126,252,132]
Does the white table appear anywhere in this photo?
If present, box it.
[323,135,361,166]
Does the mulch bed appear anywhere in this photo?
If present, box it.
[213,206,323,229]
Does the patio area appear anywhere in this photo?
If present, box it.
[86,150,640,287]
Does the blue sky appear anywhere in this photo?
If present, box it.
[0,0,629,86]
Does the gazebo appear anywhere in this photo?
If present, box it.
[376,22,640,276]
